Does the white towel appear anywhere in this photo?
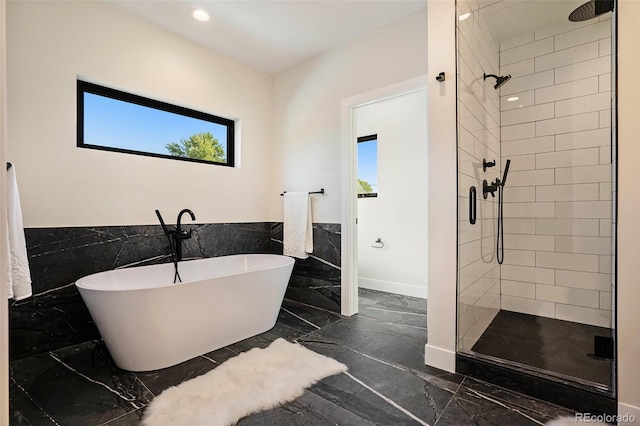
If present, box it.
[283,192,313,259]
[6,164,32,300]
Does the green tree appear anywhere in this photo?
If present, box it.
[166,131,225,162]
[357,178,373,194]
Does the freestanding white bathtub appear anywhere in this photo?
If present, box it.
[75,254,294,371]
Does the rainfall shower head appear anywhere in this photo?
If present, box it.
[569,0,614,22]
[483,73,511,90]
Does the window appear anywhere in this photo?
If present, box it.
[357,134,378,198]
[77,80,235,167]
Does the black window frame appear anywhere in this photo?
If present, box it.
[77,80,235,167]
[357,134,378,198]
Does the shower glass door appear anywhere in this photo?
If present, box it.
[455,0,616,393]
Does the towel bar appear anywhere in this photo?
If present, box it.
[280,188,324,196]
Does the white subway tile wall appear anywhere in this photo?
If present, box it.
[456,0,502,351]
[501,90,535,111]
[499,18,613,328]
[554,56,611,84]
[534,42,599,73]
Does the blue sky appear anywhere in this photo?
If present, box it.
[357,139,378,191]
[83,93,228,157]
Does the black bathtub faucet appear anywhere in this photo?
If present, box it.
[154,209,196,283]
[175,209,196,262]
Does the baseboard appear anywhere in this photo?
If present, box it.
[618,402,640,424]
[359,277,427,299]
[424,343,456,373]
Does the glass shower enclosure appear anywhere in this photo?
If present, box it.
[455,0,616,396]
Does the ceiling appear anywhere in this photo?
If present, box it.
[107,0,591,73]
[109,0,427,74]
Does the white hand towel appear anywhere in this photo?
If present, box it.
[6,164,32,300]
[283,192,313,259]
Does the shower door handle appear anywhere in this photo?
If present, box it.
[469,186,477,225]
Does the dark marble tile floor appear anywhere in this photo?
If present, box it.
[9,289,575,425]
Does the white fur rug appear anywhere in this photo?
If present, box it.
[142,338,348,426]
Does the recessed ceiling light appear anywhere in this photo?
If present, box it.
[507,96,519,102]
[193,9,210,22]
[458,12,471,21]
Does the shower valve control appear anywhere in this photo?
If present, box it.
[483,159,496,172]
[483,179,499,199]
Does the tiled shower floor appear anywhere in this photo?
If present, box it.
[471,310,613,386]
[9,289,574,425]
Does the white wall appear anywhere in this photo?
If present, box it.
[0,0,9,422]
[7,1,273,227]
[498,17,613,328]
[616,0,640,420]
[424,0,457,373]
[456,0,501,351]
[271,8,427,224]
[356,89,428,299]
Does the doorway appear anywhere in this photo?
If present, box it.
[340,76,428,316]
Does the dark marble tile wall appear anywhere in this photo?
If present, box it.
[10,221,343,361]
[10,222,274,360]
[270,223,341,313]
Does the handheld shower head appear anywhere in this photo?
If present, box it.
[484,73,512,90]
[501,159,511,187]
[155,210,170,235]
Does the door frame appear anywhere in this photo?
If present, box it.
[340,75,428,316]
